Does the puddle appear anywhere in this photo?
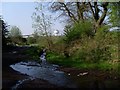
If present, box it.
[10,61,77,88]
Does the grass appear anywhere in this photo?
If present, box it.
[21,46,42,61]
[46,52,120,73]
[21,46,120,74]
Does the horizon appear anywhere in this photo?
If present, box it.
[1,2,65,35]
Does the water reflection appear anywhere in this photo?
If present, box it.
[12,77,35,90]
[10,61,77,88]
[39,49,47,65]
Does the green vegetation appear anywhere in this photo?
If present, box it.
[8,26,27,45]
[2,2,120,74]
[47,52,120,72]
[27,37,36,44]
[64,21,94,43]
[23,46,43,61]
[1,17,9,48]
[45,21,119,73]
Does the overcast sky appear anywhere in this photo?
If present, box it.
[1,2,64,35]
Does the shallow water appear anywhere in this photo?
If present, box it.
[12,77,35,90]
[10,61,77,88]
[10,61,120,89]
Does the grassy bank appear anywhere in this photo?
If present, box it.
[22,46,120,74]
[46,52,120,73]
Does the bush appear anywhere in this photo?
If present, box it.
[24,46,43,60]
[46,51,65,64]
[64,21,94,43]
[71,26,116,63]
[27,37,36,44]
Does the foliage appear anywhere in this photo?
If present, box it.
[32,30,39,40]
[47,51,63,61]
[9,26,24,45]
[109,2,120,27]
[32,3,53,50]
[64,21,94,43]
[21,38,27,45]
[50,36,66,54]
[36,36,49,48]
[51,2,110,33]
[46,21,118,65]
[47,51,120,71]
[71,26,116,63]
[27,37,36,44]
[24,46,43,60]
[48,2,118,68]
[9,26,22,37]
[0,17,9,47]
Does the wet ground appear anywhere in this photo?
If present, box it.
[59,67,120,89]
[2,46,120,89]
[2,46,60,89]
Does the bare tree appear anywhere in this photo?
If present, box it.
[50,2,89,23]
[32,3,53,50]
[50,2,109,33]
[88,2,109,32]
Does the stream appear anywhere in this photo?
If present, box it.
[10,50,77,89]
[9,49,120,89]
[10,61,77,89]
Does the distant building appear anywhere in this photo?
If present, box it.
[22,34,34,38]
[53,30,59,36]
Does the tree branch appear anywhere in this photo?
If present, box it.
[96,2,109,27]
[88,2,95,21]
[94,2,99,21]
[60,2,78,23]
[76,2,84,22]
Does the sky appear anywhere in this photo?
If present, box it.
[1,2,64,35]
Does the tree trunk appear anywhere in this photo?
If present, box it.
[89,2,109,33]
[76,2,84,22]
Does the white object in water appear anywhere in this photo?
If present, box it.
[77,72,88,76]
[68,73,71,76]
[13,51,17,54]
[40,52,46,64]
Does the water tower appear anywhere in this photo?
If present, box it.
[53,30,59,36]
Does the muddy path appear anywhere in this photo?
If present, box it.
[58,67,120,89]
